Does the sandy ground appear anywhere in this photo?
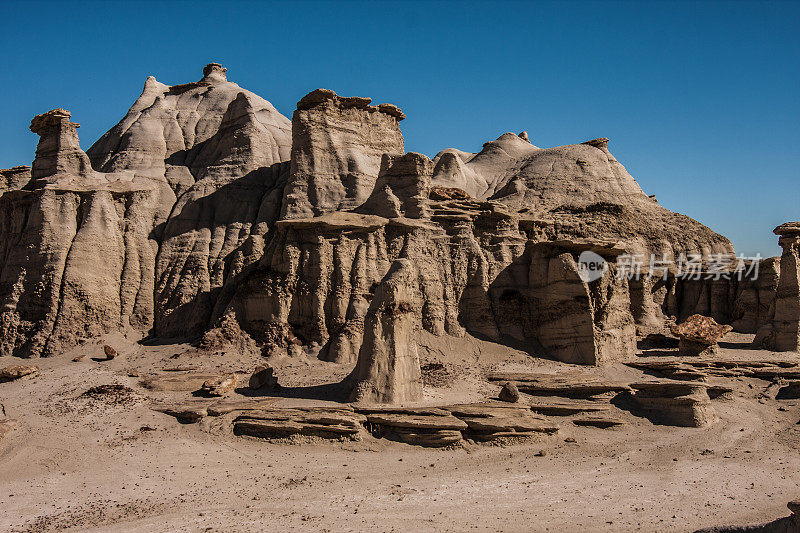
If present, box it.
[0,332,798,532]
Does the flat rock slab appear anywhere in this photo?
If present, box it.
[139,373,228,392]
[442,404,534,418]
[460,416,558,434]
[514,381,630,398]
[0,365,39,382]
[573,417,625,428]
[365,413,468,431]
[206,398,280,416]
[630,381,711,396]
[234,419,360,439]
[528,401,612,416]
[385,428,463,447]
[353,405,451,416]
[239,408,366,428]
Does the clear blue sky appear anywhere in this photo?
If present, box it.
[1,0,797,257]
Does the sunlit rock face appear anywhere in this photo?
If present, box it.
[0,65,745,371]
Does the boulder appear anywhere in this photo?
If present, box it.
[670,314,733,356]
[248,365,278,391]
[0,365,39,382]
[200,375,238,397]
[103,345,117,359]
[498,382,520,403]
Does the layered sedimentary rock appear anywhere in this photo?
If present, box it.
[88,64,292,338]
[0,166,30,194]
[0,109,159,357]
[657,257,779,332]
[755,223,800,352]
[355,152,432,219]
[432,133,733,260]
[0,65,744,369]
[348,259,424,404]
[527,241,636,364]
[280,89,405,219]
[630,381,717,427]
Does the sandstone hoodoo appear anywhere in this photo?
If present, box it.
[755,222,800,353]
[670,314,733,356]
[348,259,424,404]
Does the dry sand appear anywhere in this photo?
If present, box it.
[0,332,798,532]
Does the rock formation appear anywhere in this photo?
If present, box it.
[348,259,423,404]
[670,314,733,356]
[630,381,717,427]
[0,63,746,378]
[280,88,405,219]
[527,241,636,365]
[0,108,158,357]
[755,223,800,352]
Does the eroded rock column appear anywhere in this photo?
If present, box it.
[348,259,423,404]
[756,223,800,352]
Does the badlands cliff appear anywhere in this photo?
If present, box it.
[0,64,780,376]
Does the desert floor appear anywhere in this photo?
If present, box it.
[0,332,798,532]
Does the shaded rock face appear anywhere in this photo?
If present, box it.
[348,259,423,404]
[355,152,432,219]
[654,257,779,333]
[755,224,800,352]
[527,243,636,365]
[280,89,405,219]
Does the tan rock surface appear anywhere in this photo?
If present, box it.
[0,365,39,382]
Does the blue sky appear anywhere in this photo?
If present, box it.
[1,0,797,256]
